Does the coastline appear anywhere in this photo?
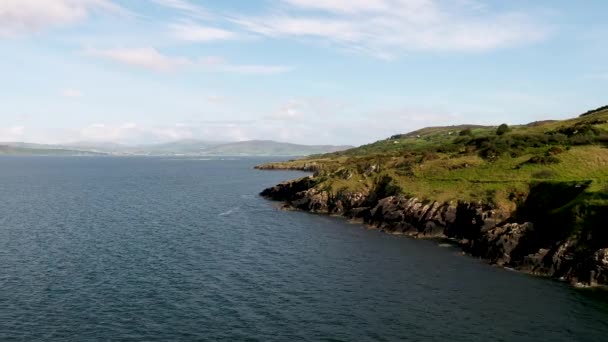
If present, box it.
[258,170,608,289]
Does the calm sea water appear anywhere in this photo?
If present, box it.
[1,156,608,341]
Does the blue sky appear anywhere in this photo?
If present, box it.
[0,0,606,145]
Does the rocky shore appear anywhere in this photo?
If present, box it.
[260,176,608,287]
[254,161,322,172]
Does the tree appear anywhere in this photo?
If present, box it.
[496,123,511,136]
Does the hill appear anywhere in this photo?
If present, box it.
[140,139,225,155]
[61,141,131,153]
[200,140,353,156]
[0,144,105,156]
[257,105,608,287]
[0,140,351,156]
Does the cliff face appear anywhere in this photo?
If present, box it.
[254,162,322,172]
[261,177,608,287]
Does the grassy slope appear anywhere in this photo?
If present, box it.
[260,106,608,211]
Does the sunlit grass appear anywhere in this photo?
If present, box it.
[258,108,608,209]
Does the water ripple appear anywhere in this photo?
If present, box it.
[0,157,607,341]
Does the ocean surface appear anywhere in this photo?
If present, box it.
[1,156,608,341]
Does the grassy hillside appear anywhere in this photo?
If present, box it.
[259,106,608,211]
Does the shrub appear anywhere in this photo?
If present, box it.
[374,175,402,198]
[479,145,502,160]
[546,146,564,156]
[524,155,561,165]
[422,151,440,161]
[546,133,568,145]
[435,143,462,154]
[459,128,474,137]
[569,134,596,145]
[580,105,608,117]
[509,133,548,148]
[532,170,557,179]
[472,136,511,160]
[395,160,415,177]
[484,189,498,206]
[558,123,601,137]
[496,123,511,136]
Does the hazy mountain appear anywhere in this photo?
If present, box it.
[62,141,129,153]
[139,139,226,155]
[60,139,224,155]
[199,140,353,156]
[0,140,353,156]
[0,144,105,156]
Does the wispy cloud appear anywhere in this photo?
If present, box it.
[84,47,191,71]
[152,0,207,18]
[265,101,305,121]
[232,0,550,58]
[282,0,391,14]
[85,47,291,74]
[170,22,238,42]
[199,56,292,74]
[61,89,83,98]
[0,0,125,38]
[79,122,194,143]
[206,95,227,104]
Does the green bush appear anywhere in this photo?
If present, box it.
[459,128,474,137]
[496,123,511,136]
[524,155,560,165]
[546,146,565,156]
[532,170,556,179]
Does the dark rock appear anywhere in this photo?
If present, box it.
[475,222,535,266]
[259,175,608,287]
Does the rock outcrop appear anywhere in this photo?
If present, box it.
[260,176,608,288]
[255,162,322,172]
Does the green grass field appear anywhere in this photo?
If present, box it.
[259,106,608,210]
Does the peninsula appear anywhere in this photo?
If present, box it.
[257,105,608,287]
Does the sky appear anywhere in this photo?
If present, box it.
[0,0,607,145]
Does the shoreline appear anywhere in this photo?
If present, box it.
[259,173,608,289]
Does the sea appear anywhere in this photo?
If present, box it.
[1,156,607,341]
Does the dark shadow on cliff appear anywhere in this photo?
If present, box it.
[507,181,608,276]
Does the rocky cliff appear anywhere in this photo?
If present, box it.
[260,176,608,287]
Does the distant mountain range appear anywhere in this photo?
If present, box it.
[0,140,353,156]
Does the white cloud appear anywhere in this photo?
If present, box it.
[170,22,238,42]
[62,89,83,98]
[84,47,191,71]
[10,100,467,145]
[0,125,26,141]
[233,0,550,57]
[206,95,226,104]
[85,47,291,74]
[213,64,291,75]
[264,97,348,121]
[0,0,124,38]
[76,121,264,144]
[265,101,305,121]
[282,0,391,14]
[198,56,291,74]
[152,0,207,18]
[79,122,194,143]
